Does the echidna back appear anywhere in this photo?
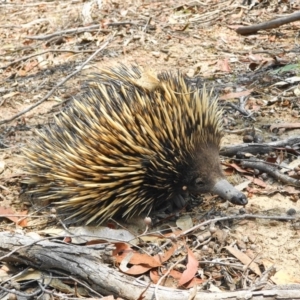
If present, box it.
[23,65,228,225]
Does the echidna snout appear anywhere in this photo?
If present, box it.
[179,177,248,207]
[212,179,248,205]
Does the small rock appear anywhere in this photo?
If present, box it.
[151,51,160,58]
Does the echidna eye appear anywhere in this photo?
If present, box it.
[195,178,205,186]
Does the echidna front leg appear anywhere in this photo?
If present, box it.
[172,194,187,209]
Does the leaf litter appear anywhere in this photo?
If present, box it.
[0,0,300,298]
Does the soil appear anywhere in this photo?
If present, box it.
[0,0,300,296]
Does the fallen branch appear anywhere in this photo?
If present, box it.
[242,159,300,187]
[220,136,300,157]
[0,49,96,70]
[179,214,295,237]
[25,24,110,40]
[0,231,300,300]
[25,22,143,41]
[236,11,300,35]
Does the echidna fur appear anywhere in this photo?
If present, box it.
[23,65,247,224]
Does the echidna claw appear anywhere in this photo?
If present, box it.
[172,194,186,208]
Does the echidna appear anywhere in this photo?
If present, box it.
[23,65,247,224]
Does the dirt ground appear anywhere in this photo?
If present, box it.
[1,0,300,298]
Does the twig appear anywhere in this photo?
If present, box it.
[0,2,57,7]
[223,127,262,134]
[220,136,300,157]
[237,11,300,35]
[143,17,152,32]
[25,24,110,40]
[225,102,255,121]
[242,251,261,284]
[198,261,244,270]
[107,22,139,27]
[242,159,300,187]
[251,265,276,291]
[179,214,295,237]
[24,21,144,41]
[37,271,103,298]
[154,256,186,300]
[0,49,97,70]
[0,33,116,126]
[0,284,42,297]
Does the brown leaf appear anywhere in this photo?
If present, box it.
[113,243,178,273]
[226,245,261,276]
[0,206,27,227]
[223,162,250,174]
[178,247,199,286]
[219,89,253,100]
[244,175,268,188]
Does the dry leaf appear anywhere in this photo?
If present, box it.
[226,245,261,276]
[178,247,199,286]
